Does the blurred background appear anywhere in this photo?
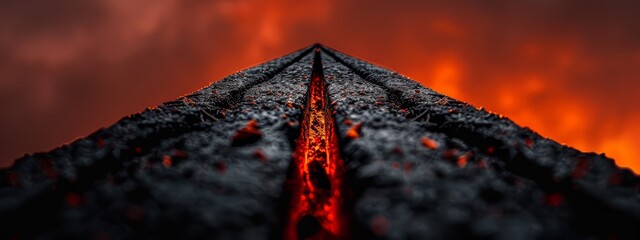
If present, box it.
[1,0,638,172]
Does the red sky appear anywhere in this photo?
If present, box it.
[1,0,639,172]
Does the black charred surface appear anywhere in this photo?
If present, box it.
[0,46,314,239]
[321,46,640,239]
[1,44,639,240]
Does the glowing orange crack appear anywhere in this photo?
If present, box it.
[284,48,348,240]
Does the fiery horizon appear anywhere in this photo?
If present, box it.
[1,0,638,173]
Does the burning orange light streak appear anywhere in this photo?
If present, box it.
[284,48,348,240]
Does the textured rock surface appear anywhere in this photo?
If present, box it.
[322,46,640,239]
[0,46,314,239]
[1,44,639,239]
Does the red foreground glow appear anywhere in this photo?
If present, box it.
[284,49,348,239]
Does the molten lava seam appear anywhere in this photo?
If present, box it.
[284,48,348,239]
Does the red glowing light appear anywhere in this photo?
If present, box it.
[420,137,439,150]
[457,153,470,168]
[346,123,362,139]
[162,155,172,168]
[284,49,348,239]
[231,119,263,146]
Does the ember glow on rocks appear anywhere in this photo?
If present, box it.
[1,1,639,173]
[1,44,639,239]
[284,48,348,239]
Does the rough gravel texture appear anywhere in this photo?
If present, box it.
[0,46,314,240]
[1,44,639,240]
[322,46,640,240]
